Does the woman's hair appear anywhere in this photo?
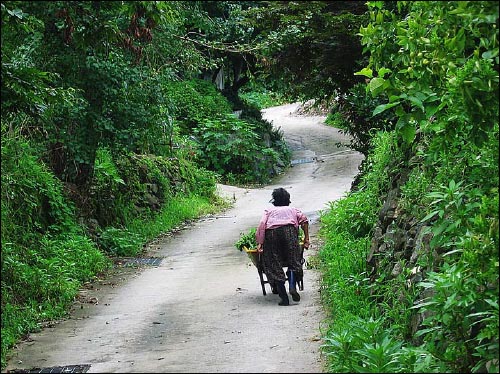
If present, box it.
[271,187,291,206]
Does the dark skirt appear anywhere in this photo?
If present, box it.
[262,224,303,283]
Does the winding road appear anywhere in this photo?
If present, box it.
[5,103,364,373]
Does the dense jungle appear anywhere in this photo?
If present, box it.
[1,1,498,373]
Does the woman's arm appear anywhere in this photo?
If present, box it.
[301,222,310,249]
[255,210,269,252]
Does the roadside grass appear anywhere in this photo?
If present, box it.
[127,193,231,254]
[1,235,110,369]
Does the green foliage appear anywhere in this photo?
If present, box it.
[164,78,233,135]
[324,111,348,130]
[242,1,369,100]
[1,1,287,370]
[1,127,110,368]
[319,131,398,323]
[321,2,499,372]
[193,115,286,185]
[159,78,291,185]
[2,126,78,238]
[235,228,257,251]
[322,316,445,373]
[1,1,207,185]
[412,262,499,372]
[127,193,228,245]
[97,227,145,257]
[239,90,285,110]
[322,195,377,240]
[358,130,402,197]
[1,1,291,188]
[90,150,219,227]
[94,147,126,187]
[2,2,497,374]
[357,1,499,145]
[1,126,224,368]
[318,231,371,320]
[333,83,397,156]
[399,166,432,217]
[239,80,288,110]
[90,147,224,257]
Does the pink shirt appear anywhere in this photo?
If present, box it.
[255,206,308,245]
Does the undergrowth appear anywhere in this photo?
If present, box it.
[319,2,498,372]
[0,124,230,369]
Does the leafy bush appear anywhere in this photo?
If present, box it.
[332,83,396,156]
[90,150,219,227]
[97,227,145,257]
[163,78,233,135]
[412,262,499,373]
[193,115,285,184]
[320,2,499,372]
[324,111,348,130]
[240,89,287,110]
[322,316,445,373]
[1,127,76,238]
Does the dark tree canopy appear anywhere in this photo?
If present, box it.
[241,1,369,100]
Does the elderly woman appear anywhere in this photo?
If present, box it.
[256,187,310,306]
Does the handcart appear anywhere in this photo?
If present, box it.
[243,246,305,296]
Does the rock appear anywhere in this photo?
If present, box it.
[391,262,403,277]
[379,188,400,227]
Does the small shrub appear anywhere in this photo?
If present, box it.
[240,89,287,110]
[335,83,396,156]
[193,115,285,184]
[164,78,232,134]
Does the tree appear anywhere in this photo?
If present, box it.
[1,1,204,185]
[240,1,369,101]
[170,1,263,108]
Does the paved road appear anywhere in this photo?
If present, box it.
[5,103,363,373]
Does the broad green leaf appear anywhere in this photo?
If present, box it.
[410,300,438,310]
[369,77,387,96]
[420,210,439,223]
[408,96,424,112]
[395,106,405,116]
[415,326,441,337]
[378,67,392,78]
[433,220,450,236]
[372,101,400,116]
[482,49,499,59]
[7,8,25,19]
[400,122,416,144]
[425,95,440,103]
[354,67,373,78]
[425,104,440,117]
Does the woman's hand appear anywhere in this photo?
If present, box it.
[257,243,263,253]
[302,239,310,249]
